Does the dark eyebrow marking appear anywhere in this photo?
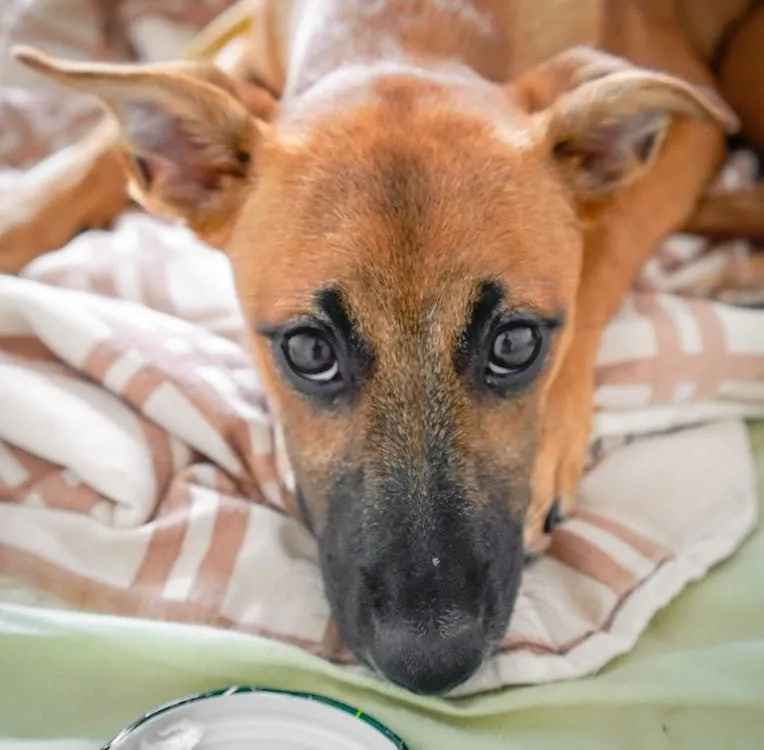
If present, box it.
[314,287,357,341]
[453,280,506,375]
[255,287,361,341]
[315,287,375,382]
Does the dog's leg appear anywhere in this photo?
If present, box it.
[526,116,726,550]
[0,120,128,274]
[679,6,764,244]
[684,184,764,239]
[718,5,764,152]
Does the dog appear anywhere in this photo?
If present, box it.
[3,0,762,695]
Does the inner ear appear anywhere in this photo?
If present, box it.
[120,97,255,209]
[551,107,670,196]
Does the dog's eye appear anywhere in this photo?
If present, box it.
[487,323,541,377]
[282,329,339,382]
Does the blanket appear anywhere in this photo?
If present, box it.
[0,0,763,696]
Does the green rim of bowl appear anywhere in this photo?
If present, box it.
[101,685,409,749]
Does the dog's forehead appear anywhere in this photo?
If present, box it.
[237,76,579,326]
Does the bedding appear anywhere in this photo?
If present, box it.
[0,422,762,749]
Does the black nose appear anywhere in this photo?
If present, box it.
[369,616,486,695]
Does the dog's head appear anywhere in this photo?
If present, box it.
[15,45,736,694]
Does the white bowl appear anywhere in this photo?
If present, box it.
[104,687,408,750]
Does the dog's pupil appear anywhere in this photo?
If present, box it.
[287,333,334,373]
[492,326,535,368]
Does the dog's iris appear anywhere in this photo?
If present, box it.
[488,324,540,375]
[283,330,339,382]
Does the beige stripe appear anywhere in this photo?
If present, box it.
[85,340,187,489]
[597,352,764,396]
[0,544,342,659]
[185,464,238,495]
[547,529,638,597]
[189,496,250,610]
[123,366,168,408]
[82,340,121,381]
[0,336,60,365]
[231,420,281,505]
[573,509,672,563]
[92,317,260,488]
[137,418,176,497]
[130,484,192,591]
[631,294,683,403]
[36,471,101,516]
[684,298,727,399]
[0,444,59,501]
[599,294,764,404]
[84,340,175,499]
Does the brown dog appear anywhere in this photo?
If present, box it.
[3,0,761,694]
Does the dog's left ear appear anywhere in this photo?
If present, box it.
[513,47,739,203]
[13,45,273,246]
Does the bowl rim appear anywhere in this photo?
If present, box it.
[101,685,408,750]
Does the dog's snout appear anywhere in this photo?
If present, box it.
[369,615,485,695]
[319,461,525,695]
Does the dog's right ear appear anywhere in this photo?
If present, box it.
[511,47,739,210]
[13,45,272,246]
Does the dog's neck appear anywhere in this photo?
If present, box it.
[280,0,513,100]
[273,0,616,102]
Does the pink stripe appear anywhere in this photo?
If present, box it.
[574,508,672,563]
[547,529,639,597]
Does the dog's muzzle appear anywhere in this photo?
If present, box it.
[319,475,524,695]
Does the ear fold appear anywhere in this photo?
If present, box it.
[514,47,739,202]
[13,45,270,245]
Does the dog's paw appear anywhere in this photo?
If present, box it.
[524,375,594,555]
